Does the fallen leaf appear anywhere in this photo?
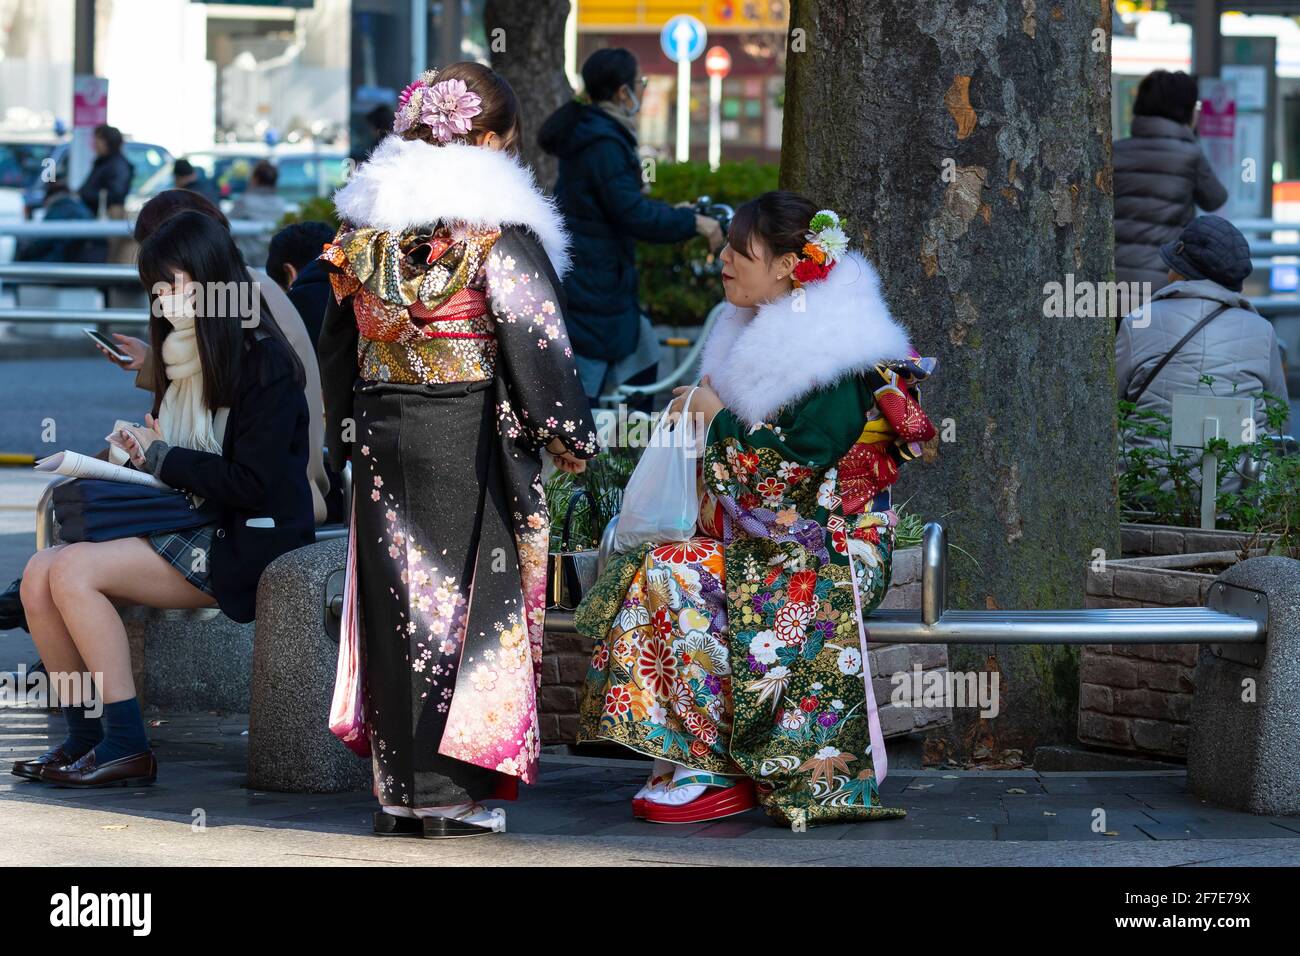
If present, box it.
[101,825,128,831]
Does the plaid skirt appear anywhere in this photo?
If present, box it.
[148,524,217,595]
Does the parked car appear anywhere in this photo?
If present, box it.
[0,136,60,193]
[133,145,348,217]
[134,146,270,206]
[273,149,349,207]
[21,139,174,215]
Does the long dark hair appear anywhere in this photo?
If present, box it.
[728,191,819,261]
[137,211,303,414]
[133,189,231,244]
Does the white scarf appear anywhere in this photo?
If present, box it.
[158,314,229,454]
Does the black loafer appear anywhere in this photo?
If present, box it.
[421,815,499,839]
[11,745,77,781]
[373,811,423,837]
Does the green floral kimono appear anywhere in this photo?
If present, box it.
[577,251,937,827]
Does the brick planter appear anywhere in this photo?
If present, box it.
[1077,523,1274,760]
[538,545,952,746]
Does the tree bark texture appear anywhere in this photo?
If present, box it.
[781,0,1118,755]
[484,0,572,189]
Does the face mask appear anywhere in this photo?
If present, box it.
[622,86,641,116]
[154,291,195,321]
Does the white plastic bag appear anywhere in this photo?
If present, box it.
[613,387,701,553]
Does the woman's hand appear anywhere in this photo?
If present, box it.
[113,414,165,468]
[668,376,724,429]
[547,438,586,475]
[97,334,149,371]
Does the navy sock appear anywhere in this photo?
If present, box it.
[91,698,151,763]
[58,705,103,759]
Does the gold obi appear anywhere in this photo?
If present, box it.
[355,286,497,384]
[322,225,501,385]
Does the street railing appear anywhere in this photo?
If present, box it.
[0,219,276,238]
[0,262,140,285]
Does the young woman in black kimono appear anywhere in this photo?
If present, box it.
[318,62,598,838]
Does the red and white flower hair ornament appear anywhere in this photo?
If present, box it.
[791,208,848,287]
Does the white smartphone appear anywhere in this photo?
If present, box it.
[84,328,132,363]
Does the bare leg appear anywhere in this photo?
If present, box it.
[21,547,90,706]
[47,538,215,705]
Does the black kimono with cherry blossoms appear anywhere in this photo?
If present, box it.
[319,220,597,808]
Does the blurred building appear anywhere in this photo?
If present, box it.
[577,1,788,164]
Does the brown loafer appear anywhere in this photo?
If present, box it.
[11,746,78,781]
[40,750,157,788]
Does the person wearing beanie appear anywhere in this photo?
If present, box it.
[1116,214,1290,494]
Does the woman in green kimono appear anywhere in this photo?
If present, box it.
[576,192,937,827]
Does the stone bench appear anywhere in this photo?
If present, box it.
[247,538,371,793]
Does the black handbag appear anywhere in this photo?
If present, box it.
[52,479,211,543]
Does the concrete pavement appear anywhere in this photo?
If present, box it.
[3,707,1298,866]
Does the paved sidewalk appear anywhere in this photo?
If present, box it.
[3,706,1299,866]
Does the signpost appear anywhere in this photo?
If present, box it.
[70,76,109,213]
[1171,393,1254,530]
[705,45,731,171]
[661,15,706,162]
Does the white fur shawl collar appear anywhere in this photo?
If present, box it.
[698,250,914,426]
[332,136,571,277]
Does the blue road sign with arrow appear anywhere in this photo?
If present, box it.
[660,14,707,63]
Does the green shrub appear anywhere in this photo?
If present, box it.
[636,159,779,327]
[1118,380,1299,557]
[545,447,641,552]
[279,196,340,229]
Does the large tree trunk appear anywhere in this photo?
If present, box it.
[484,0,572,189]
[781,1,1117,759]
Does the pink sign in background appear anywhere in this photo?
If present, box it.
[73,77,108,128]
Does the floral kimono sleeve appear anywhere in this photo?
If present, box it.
[485,225,598,458]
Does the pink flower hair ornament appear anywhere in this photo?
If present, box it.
[393,73,483,143]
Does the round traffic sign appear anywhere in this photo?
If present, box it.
[660,14,707,63]
[705,45,732,78]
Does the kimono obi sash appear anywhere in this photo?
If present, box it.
[356,286,498,385]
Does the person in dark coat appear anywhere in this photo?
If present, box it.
[172,158,222,205]
[539,48,724,399]
[16,181,106,263]
[17,212,313,790]
[269,219,346,521]
[77,124,133,215]
[1115,70,1228,291]
[267,220,337,347]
